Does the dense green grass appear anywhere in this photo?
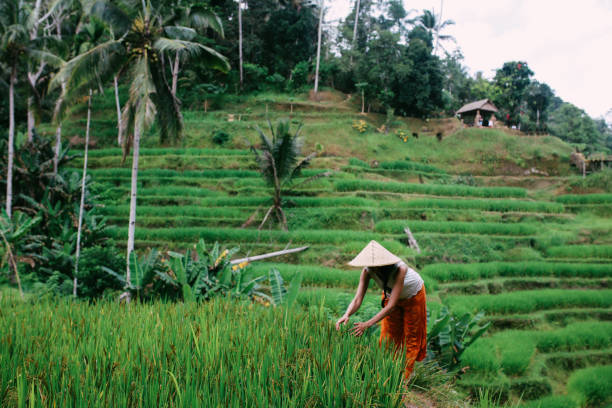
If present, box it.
[336,180,527,198]
[422,262,612,282]
[74,147,251,157]
[443,289,612,315]
[0,296,406,407]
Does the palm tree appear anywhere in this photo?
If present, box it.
[251,119,318,231]
[0,0,58,217]
[162,2,225,98]
[52,0,228,286]
[417,8,455,54]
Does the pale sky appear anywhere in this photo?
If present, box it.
[328,0,612,120]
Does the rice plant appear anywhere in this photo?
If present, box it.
[566,365,612,407]
[556,194,612,204]
[0,296,406,407]
[422,262,612,282]
[444,289,612,315]
[547,245,612,259]
[375,220,539,236]
[335,180,527,198]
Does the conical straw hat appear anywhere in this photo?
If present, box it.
[347,240,402,267]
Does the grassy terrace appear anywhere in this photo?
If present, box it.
[60,93,609,406]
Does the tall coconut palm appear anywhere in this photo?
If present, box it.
[52,0,228,287]
[0,0,60,218]
[162,2,225,98]
[417,8,455,54]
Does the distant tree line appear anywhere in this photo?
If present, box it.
[1,0,610,154]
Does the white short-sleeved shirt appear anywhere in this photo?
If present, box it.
[368,261,424,299]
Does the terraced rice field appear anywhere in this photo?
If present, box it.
[78,144,612,406]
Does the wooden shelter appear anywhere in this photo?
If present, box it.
[456,99,499,127]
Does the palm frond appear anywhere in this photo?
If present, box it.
[50,39,124,94]
[273,120,301,182]
[189,6,224,37]
[154,37,229,72]
[91,0,131,37]
[149,55,183,144]
[163,26,196,41]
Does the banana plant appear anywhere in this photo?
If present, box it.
[267,268,303,307]
[0,210,42,298]
[102,248,169,301]
[427,306,491,371]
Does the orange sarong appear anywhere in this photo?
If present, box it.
[379,285,427,379]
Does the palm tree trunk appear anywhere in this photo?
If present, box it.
[27,97,35,142]
[74,88,92,298]
[313,0,324,97]
[238,0,244,90]
[114,76,122,145]
[126,120,141,286]
[350,0,360,64]
[53,82,66,176]
[6,65,16,219]
[171,51,180,97]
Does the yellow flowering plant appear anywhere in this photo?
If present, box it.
[352,120,368,133]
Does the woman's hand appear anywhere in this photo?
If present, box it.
[335,315,349,331]
[351,321,371,337]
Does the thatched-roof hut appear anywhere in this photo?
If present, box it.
[456,99,499,127]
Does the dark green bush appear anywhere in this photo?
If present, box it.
[77,245,125,299]
[212,129,231,145]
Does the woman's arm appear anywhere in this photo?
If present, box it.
[335,268,370,330]
[351,265,407,336]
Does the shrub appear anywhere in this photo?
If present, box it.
[212,129,231,145]
[77,245,125,299]
[567,365,612,407]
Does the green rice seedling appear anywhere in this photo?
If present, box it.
[379,160,447,174]
[443,289,612,315]
[566,365,612,407]
[100,206,255,218]
[421,262,612,282]
[535,322,612,352]
[247,263,361,288]
[0,296,406,407]
[518,395,578,408]
[375,220,539,236]
[335,180,527,198]
[460,337,501,374]
[109,226,400,246]
[348,158,369,168]
[556,194,612,204]
[392,198,564,214]
[495,332,537,376]
[547,245,612,259]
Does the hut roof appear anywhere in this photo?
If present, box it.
[456,99,499,114]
